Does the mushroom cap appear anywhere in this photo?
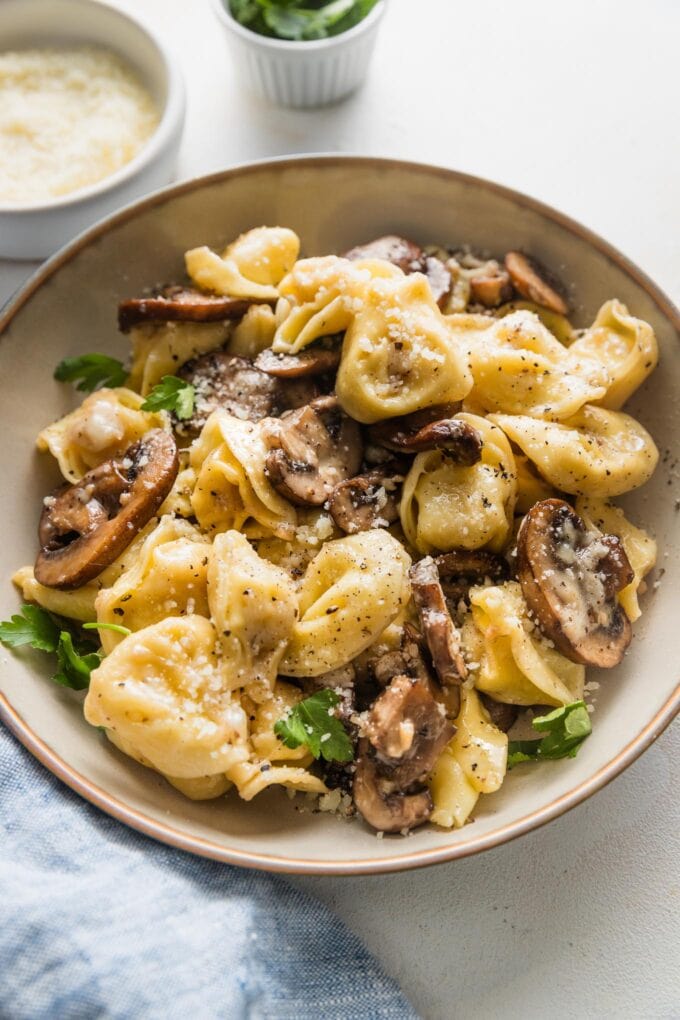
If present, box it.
[118,285,254,333]
[367,674,455,787]
[468,263,514,308]
[504,252,569,315]
[353,740,433,834]
[254,346,341,379]
[409,557,467,711]
[517,498,634,667]
[368,408,482,461]
[263,396,362,507]
[35,429,179,590]
[328,462,405,535]
[177,351,280,432]
[434,548,511,604]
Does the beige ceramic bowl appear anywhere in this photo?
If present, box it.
[0,157,678,875]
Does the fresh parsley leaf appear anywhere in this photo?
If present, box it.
[53,631,102,691]
[0,604,61,652]
[507,701,592,769]
[229,0,379,40]
[0,605,102,690]
[274,689,354,763]
[54,354,127,393]
[83,621,132,637]
[140,376,195,419]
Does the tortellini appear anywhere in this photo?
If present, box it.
[490,405,658,497]
[190,410,297,540]
[463,582,585,707]
[227,303,278,359]
[335,272,474,423]
[128,320,230,395]
[400,413,517,553]
[95,516,211,653]
[429,688,507,829]
[464,309,608,419]
[185,226,300,301]
[568,300,658,410]
[38,387,169,482]
[207,531,297,702]
[84,615,249,779]
[575,497,657,622]
[280,530,411,676]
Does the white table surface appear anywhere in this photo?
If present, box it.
[2,1,678,1016]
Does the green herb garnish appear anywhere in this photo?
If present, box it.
[229,0,380,41]
[0,604,103,691]
[274,688,354,762]
[83,621,132,637]
[140,376,195,419]
[54,354,127,393]
[507,701,592,769]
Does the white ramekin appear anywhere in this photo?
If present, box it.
[211,0,386,108]
[0,0,186,261]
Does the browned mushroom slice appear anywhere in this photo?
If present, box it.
[343,234,425,273]
[478,693,519,733]
[35,430,179,590]
[410,558,467,718]
[468,263,514,308]
[434,549,511,604]
[504,252,569,315]
[372,623,431,687]
[517,498,634,667]
[254,346,341,379]
[368,408,482,463]
[118,285,253,333]
[263,395,362,506]
[328,461,406,534]
[366,675,454,787]
[177,351,281,432]
[353,740,433,834]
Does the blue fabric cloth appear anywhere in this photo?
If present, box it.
[0,724,416,1020]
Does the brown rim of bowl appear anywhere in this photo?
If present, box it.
[1,155,678,875]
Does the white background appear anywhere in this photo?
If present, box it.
[1,2,678,1016]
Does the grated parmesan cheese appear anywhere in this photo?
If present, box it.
[0,47,159,205]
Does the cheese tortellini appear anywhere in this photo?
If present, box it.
[128,320,231,396]
[38,387,169,482]
[281,530,411,676]
[490,405,658,497]
[463,582,585,707]
[190,410,297,539]
[186,226,300,302]
[84,615,249,779]
[400,413,517,553]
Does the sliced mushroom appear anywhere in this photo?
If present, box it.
[353,740,433,834]
[366,674,454,788]
[372,623,431,687]
[343,235,451,308]
[434,549,511,604]
[410,557,467,717]
[504,252,569,315]
[343,234,425,273]
[178,351,279,431]
[35,430,179,590]
[517,498,634,667]
[118,285,253,333]
[263,395,362,506]
[468,262,514,308]
[254,346,341,378]
[368,409,482,463]
[328,461,406,534]
[478,693,519,733]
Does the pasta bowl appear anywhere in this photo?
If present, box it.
[0,156,678,875]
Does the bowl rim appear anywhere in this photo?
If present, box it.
[0,154,678,875]
[210,0,386,51]
[0,0,186,216]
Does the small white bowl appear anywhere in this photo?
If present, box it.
[211,0,386,108]
[0,0,186,261]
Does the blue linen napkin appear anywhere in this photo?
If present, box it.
[0,725,416,1020]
